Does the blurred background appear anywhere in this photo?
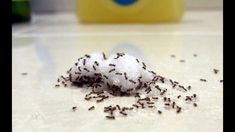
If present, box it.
[32,0,222,12]
[12,0,223,23]
[12,0,223,64]
[31,0,222,13]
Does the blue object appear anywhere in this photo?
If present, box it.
[112,0,138,6]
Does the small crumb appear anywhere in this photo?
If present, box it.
[136,59,139,63]
[85,54,91,58]
[180,60,185,63]
[106,116,115,120]
[55,84,60,87]
[213,69,219,74]
[176,107,182,113]
[148,106,155,108]
[120,111,127,116]
[187,86,191,90]
[200,79,207,82]
[72,106,77,111]
[163,97,167,101]
[109,68,115,73]
[172,102,176,108]
[132,104,139,108]
[158,110,162,114]
[109,64,116,67]
[152,97,158,100]
[102,52,107,60]
[193,103,197,107]
[21,73,28,75]
[116,105,121,110]
[88,106,95,111]
[170,54,176,58]
[193,54,197,57]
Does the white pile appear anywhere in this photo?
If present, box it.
[69,52,155,92]
[57,52,198,116]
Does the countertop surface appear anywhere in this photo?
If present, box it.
[12,10,223,132]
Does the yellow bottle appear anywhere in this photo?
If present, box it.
[77,0,184,23]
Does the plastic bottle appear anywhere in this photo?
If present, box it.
[77,0,184,23]
[12,0,31,23]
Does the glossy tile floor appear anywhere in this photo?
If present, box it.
[12,10,223,132]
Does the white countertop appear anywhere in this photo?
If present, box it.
[12,10,223,132]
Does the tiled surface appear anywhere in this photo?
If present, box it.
[12,10,223,132]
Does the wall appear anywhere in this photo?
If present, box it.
[31,0,223,13]
[186,0,223,9]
